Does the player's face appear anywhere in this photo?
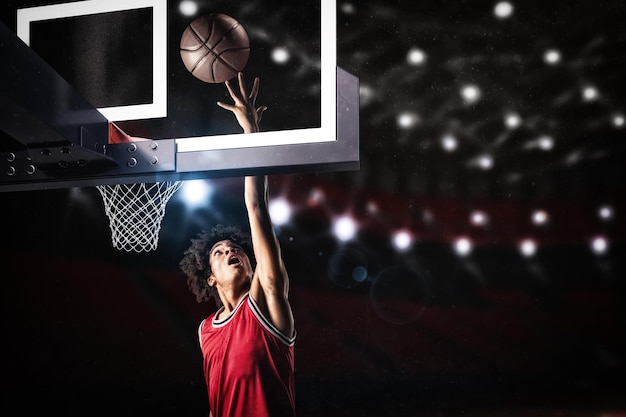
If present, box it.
[208,239,252,286]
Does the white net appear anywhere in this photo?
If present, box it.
[96,181,183,252]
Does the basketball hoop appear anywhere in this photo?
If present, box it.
[97,181,183,252]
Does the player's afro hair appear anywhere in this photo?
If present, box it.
[179,224,254,306]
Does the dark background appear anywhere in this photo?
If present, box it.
[1,1,625,416]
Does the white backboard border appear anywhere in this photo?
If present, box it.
[16,0,338,152]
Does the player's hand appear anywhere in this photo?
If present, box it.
[217,72,267,133]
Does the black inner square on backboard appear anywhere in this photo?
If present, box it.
[30,8,153,108]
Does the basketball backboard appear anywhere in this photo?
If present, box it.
[0,0,359,192]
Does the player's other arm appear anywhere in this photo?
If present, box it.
[198,321,213,417]
[246,176,294,337]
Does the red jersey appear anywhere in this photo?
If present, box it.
[199,293,296,417]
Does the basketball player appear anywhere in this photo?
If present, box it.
[179,73,297,417]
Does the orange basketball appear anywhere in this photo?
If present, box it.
[180,13,250,83]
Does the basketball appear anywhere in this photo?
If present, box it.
[180,13,250,83]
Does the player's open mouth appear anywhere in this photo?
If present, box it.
[228,256,241,265]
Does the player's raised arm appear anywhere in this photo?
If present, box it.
[245,175,294,337]
[217,73,294,338]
